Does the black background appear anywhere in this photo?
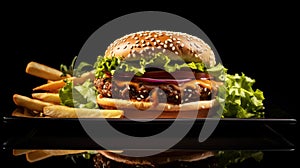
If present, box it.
[1,1,298,167]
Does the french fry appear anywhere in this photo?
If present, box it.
[26,61,65,81]
[73,70,95,85]
[13,149,34,156]
[43,105,124,118]
[26,150,52,163]
[24,150,87,163]
[32,78,72,91]
[11,107,35,118]
[13,94,54,112]
[32,93,61,104]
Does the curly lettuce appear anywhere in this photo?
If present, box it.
[59,58,98,109]
[59,79,98,109]
[94,53,210,78]
[217,72,265,118]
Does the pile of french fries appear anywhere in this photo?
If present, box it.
[11,61,124,162]
[12,61,124,118]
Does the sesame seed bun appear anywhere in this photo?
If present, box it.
[105,30,216,67]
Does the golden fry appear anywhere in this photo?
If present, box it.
[43,105,124,118]
[23,150,87,163]
[26,150,52,163]
[13,149,34,156]
[73,70,95,85]
[32,93,61,104]
[32,78,72,91]
[13,94,54,112]
[25,61,65,81]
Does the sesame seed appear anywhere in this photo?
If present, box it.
[156,40,161,43]
[175,51,179,55]
[162,49,166,53]
[134,37,139,40]
[181,43,185,47]
[140,95,144,98]
[123,45,127,49]
[150,38,155,42]
[137,97,141,101]
[164,44,168,48]
[141,39,145,43]
[172,46,176,51]
[135,40,139,44]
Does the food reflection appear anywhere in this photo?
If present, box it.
[13,149,263,168]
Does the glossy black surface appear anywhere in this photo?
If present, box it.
[2,111,296,151]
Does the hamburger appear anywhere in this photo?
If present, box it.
[94,30,224,118]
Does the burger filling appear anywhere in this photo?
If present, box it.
[94,76,213,105]
[94,53,224,106]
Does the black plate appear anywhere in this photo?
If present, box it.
[2,107,296,151]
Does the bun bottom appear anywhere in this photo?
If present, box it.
[95,150,215,167]
[97,96,216,118]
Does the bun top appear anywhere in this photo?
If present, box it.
[104,30,216,67]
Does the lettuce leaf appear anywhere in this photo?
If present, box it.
[59,79,98,109]
[94,53,210,78]
[216,150,264,168]
[217,72,265,118]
